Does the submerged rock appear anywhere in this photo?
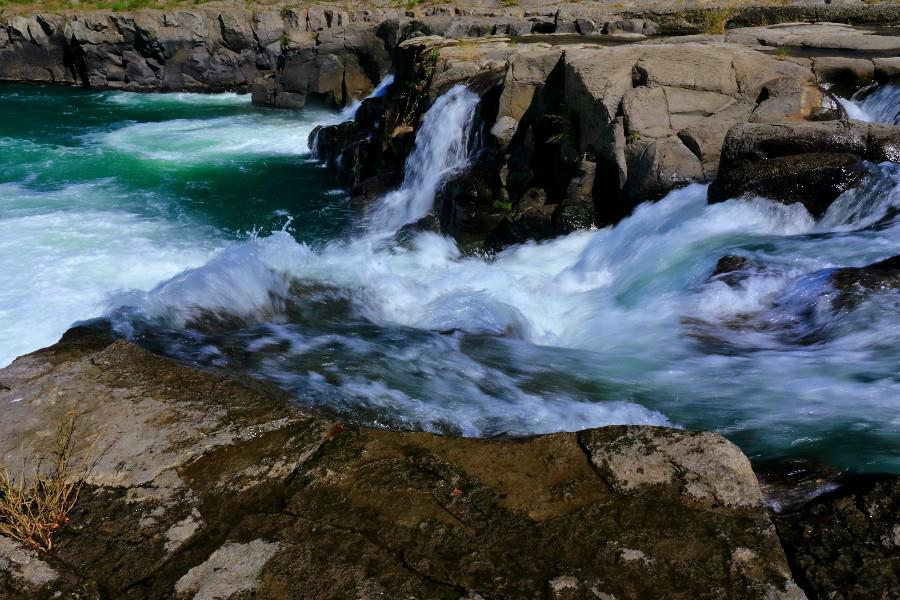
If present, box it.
[0,326,805,599]
[831,254,900,310]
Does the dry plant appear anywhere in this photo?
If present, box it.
[0,414,97,554]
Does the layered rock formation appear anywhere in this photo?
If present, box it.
[0,326,806,599]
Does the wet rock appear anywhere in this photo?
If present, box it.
[0,327,806,598]
[831,254,900,310]
[486,187,556,248]
[774,474,900,600]
[710,153,867,218]
[710,255,767,287]
[709,121,900,214]
[553,156,598,234]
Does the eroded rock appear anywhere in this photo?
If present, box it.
[0,326,806,599]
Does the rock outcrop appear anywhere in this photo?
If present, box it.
[774,474,900,600]
[0,8,395,105]
[708,121,900,215]
[314,32,840,248]
[0,325,806,599]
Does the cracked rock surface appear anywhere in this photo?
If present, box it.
[0,326,804,599]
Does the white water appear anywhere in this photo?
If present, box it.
[97,111,331,163]
[368,85,481,230]
[0,180,219,367]
[839,84,900,124]
[7,84,900,470]
[0,90,331,367]
[334,74,396,122]
[121,158,900,467]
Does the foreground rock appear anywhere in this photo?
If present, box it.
[0,326,805,599]
[774,474,900,600]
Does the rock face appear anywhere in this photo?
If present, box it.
[0,8,393,104]
[774,474,900,600]
[0,326,805,599]
[708,121,900,215]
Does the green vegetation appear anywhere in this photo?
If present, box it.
[401,47,439,125]
[0,414,97,554]
[547,110,573,145]
[492,199,513,212]
[390,0,420,9]
[699,8,734,34]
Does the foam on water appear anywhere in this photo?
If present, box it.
[839,84,900,125]
[0,87,338,367]
[6,84,900,470]
[97,111,331,163]
[120,167,900,465]
[104,91,252,107]
[0,180,219,367]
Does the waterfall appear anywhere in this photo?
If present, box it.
[309,75,396,159]
[336,74,396,122]
[839,84,900,125]
[368,84,481,232]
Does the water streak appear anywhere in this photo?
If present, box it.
[368,85,481,231]
[839,84,900,125]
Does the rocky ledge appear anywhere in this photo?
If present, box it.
[0,325,809,598]
[308,19,900,250]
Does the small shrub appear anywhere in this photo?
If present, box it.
[547,111,573,145]
[700,8,734,34]
[0,414,96,554]
[493,199,513,212]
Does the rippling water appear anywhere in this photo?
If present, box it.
[3,84,899,473]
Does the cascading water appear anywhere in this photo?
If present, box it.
[309,75,396,159]
[839,84,900,125]
[367,84,481,231]
[5,82,900,475]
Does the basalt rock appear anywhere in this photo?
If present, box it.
[709,121,900,214]
[710,153,867,218]
[0,8,390,104]
[774,474,900,600]
[0,326,807,599]
[831,254,900,310]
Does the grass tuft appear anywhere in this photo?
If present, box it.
[0,414,96,554]
[700,8,734,34]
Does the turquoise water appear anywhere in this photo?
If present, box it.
[3,84,900,475]
[0,84,348,365]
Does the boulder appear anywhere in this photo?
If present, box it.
[0,326,806,599]
[562,42,825,218]
[831,254,900,310]
[487,187,556,248]
[813,56,876,87]
[710,153,866,217]
[553,156,598,234]
[709,121,900,213]
[774,474,900,600]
